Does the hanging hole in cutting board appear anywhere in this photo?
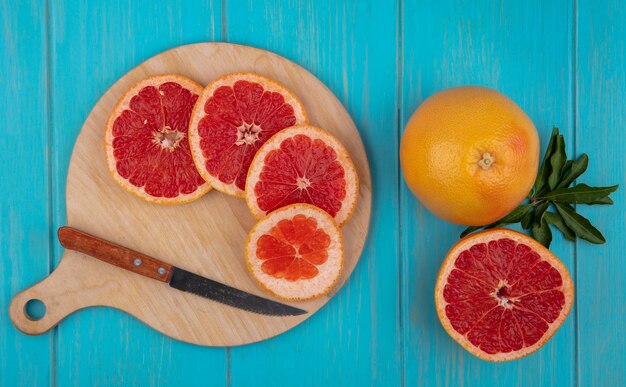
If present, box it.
[24,299,46,321]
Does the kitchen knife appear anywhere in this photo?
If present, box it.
[57,227,307,317]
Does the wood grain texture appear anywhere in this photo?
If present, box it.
[401,1,576,385]
[47,2,229,385]
[0,1,52,385]
[577,1,626,385]
[9,42,371,346]
[224,1,401,386]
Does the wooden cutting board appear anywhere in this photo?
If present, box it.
[9,43,371,346]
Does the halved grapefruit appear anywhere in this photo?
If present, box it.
[188,72,308,197]
[245,126,358,226]
[245,203,343,301]
[105,74,210,204]
[435,229,574,361]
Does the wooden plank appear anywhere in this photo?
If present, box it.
[576,1,626,385]
[225,1,402,385]
[0,1,52,385]
[48,1,228,385]
[401,1,576,384]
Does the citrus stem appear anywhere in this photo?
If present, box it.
[478,152,496,170]
[530,196,547,207]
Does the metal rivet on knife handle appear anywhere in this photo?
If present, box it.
[57,227,174,283]
[158,267,166,275]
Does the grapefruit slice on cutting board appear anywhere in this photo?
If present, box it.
[105,74,210,204]
[188,72,308,197]
[245,125,358,226]
[245,203,344,301]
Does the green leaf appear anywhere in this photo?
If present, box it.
[455,128,617,248]
[489,204,533,227]
[534,201,549,224]
[557,154,589,189]
[544,211,576,241]
[547,135,566,190]
[589,196,614,205]
[459,204,533,238]
[561,160,573,179]
[521,209,534,229]
[532,218,553,247]
[535,128,560,195]
[460,226,482,239]
[540,183,619,204]
[554,202,606,244]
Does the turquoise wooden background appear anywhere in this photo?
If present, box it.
[1,0,624,385]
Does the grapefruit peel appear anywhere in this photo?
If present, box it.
[188,72,308,198]
[245,125,359,226]
[435,228,574,362]
[245,203,344,301]
[105,74,211,205]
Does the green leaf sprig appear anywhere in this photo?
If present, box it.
[461,127,619,247]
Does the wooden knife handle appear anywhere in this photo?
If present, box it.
[57,227,173,282]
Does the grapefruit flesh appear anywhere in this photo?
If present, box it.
[435,229,574,361]
[188,73,307,197]
[246,126,358,226]
[105,74,210,204]
[245,203,343,301]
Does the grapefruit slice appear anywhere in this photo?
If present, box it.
[245,203,343,301]
[245,125,358,226]
[105,74,210,204]
[435,229,574,361]
[188,72,308,197]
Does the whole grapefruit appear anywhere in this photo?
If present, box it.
[400,86,540,226]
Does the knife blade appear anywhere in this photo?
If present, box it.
[57,226,307,317]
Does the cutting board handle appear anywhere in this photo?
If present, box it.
[8,257,87,335]
[9,227,177,336]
